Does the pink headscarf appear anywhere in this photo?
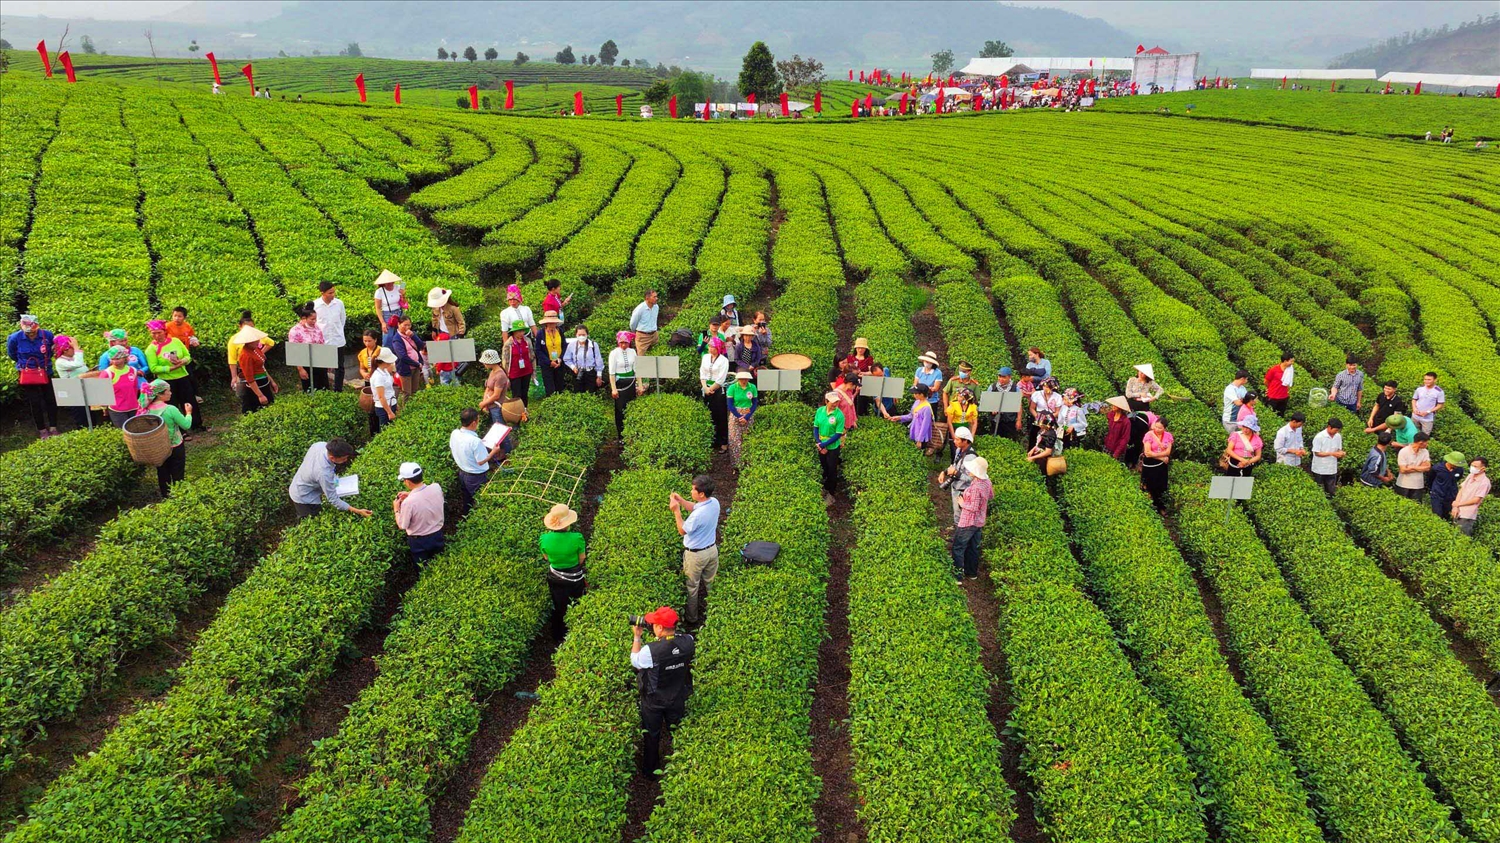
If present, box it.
[54,335,75,355]
[1146,412,1161,427]
[616,331,635,345]
[146,319,167,332]
[708,338,726,355]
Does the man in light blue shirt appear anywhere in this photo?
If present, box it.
[449,408,506,516]
[289,438,371,519]
[629,290,661,354]
[670,474,721,625]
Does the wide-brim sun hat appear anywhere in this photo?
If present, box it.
[375,269,401,287]
[968,456,989,480]
[543,503,579,530]
[479,349,501,365]
[539,311,564,326]
[852,337,870,350]
[722,294,737,307]
[375,347,398,365]
[735,370,753,380]
[1239,418,1261,432]
[918,352,941,367]
[427,287,452,308]
[1105,396,1130,412]
[1134,363,1156,380]
[230,325,270,346]
[1386,413,1406,426]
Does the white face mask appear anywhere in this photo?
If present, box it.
[1472,466,1484,475]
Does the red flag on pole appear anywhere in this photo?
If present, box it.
[1329,79,1335,93]
[504,80,514,109]
[851,100,858,118]
[947,75,955,86]
[57,51,76,83]
[1414,80,1422,95]
[394,83,402,104]
[354,73,367,102]
[1383,80,1391,94]
[241,63,255,94]
[999,74,1009,88]
[936,87,945,114]
[859,70,865,83]
[849,69,853,80]
[574,91,584,115]
[1136,44,1145,54]
[702,98,711,120]
[813,89,822,113]
[669,95,677,118]
[616,93,623,116]
[468,85,479,110]
[1131,81,1138,95]
[747,92,756,104]
[1495,81,1500,98]
[779,91,789,117]
[36,40,52,77]
[1281,75,1287,89]
[972,92,981,111]
[1088,78,1096,96]
[864,93,872,112]
[899,91,908,114]
[205,51,221,84]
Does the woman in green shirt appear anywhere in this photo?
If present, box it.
[539,503,587,641]
[815,391,847,498]
[143,379,192,498]
[725,370,759,467]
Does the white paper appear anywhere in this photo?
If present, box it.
[483,424,511,449]
[336,474,360,498]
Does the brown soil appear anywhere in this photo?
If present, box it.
[217,559,421,843]
[810,491,864,843]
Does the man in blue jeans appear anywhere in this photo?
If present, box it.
[951,456,992,581]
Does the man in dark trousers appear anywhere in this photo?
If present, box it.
[632,606,695,778]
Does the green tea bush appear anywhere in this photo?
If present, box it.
[623,392,714,474]
[632,146,727,289]
[436,135,577,238]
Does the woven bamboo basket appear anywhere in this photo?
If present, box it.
[122,414,172,466]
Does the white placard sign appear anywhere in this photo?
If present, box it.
[979,391,1025,414]
[1208,476,1254,501]
[635,355,680,379]
[859,376,907,401]
[285,342,339,369]
[53,377,117,407]
[758,368,802,392]
[427,339,477,365]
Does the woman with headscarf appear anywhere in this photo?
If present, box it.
[945,387,979,456]
[608,330,638,436]
[98,346,143,427]
[1102,396,1132,460]
[501,325,535,405]
[1125,363,1165,411]
[373,269,406,326]
[385,315,428,400]
[539,503,587,641]
[231,324,278,413]
[725,370,758,466]
[700,337,730,452]
[533,311,566,396]
[1026,412,1061,466]
[145,318,196,420]
[1057,388,1088,446]
[8,314,60,439]
[52,334,92,430]
[1222,416,1263,477]
[142,379,192,498]
[288,303,328,392]
[1140,415,1173,509]
[98,328,149,375]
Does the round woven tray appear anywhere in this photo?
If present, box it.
[769,353,813,371]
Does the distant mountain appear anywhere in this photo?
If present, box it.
[1,0,1135,73]
[1329,15,1499,74]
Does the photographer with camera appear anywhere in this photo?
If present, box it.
[938,427,979,524]
[631,606,695,778]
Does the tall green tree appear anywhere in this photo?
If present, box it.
[514,51,529,65]
[345,41,363,57]
[738,40,782,100]
[463,46,478,62]
[80,35,98,54]
[556,45,576,64]
[979,40,1013,58]
[599,39,619,66]
[670,71,710,107]
[437,46,448,60]
[931,49,955,75]
[484,47,498,61]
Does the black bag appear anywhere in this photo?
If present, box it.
[668,328,695,347]
[741,541,781,565]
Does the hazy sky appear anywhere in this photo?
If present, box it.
[1013,1,1499,43]
[2,1,198,18]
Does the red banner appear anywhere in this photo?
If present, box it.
[241,63,255,94]
[1136,44,1145,54]
[1281,75,1287,90]
[999,74,1009,88]
[57,51,76,83]
[1383,80,1391,94]
[747,92,756,104]
[702,98,711,120]
[899,91,908,114]
[574,91,584,115]
[36,40,51,77]
[1414,80,1422,95]
[355,73,366,102]
[779,91,789,117]
[669,95,677,118]
[947,75,955,86]
[813,89,822,113]
[851,100,858,118]
[394,83,402,104]
[859,71,865,83]
[616,93,623,116]
[935,87,945,114]
[468,85,479,110]
[864,93,873,112]
[1495,82,1500,98]
[1329,79,1335,93]
[205,51,220,84]
[848,69,853,80]
[504,79,514,109]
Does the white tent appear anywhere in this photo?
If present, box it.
[1378,72,1500,89]
[1251,68,1376,80]
[961,56,1133,75]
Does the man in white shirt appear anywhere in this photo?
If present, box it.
[1273,412,1307,467]
[1394,432,1431,502]
[449,407,507,516]
[1410,372,1445,435]
[499,288,535,334]
[629,289,661,354]
[314,281,348,391]
[1221,369,1250,434]
[1309,417,1344,495]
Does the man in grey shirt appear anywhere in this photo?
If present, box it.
[1328,357,1365,415]
[629,290,661,355]
[289,438,372,519]
[1273,412,1307,467]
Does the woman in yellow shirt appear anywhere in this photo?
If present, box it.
[945,388,979,456]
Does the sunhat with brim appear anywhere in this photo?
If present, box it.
[398,462,423,481]
[426,287,452,308]
[1134,363,1156,380]
[539,311,564,326]
[375,347,398,365]
[1386,413,1406,427]
[968,456,989,481]
[1239,417,1261,432]
[1105,396,1131,412]
[721,294,737,307]
[375,269,401,287]
[852,337,870,350]
[953,427,975,441]
[543,503,579,530]
[479,349,501,365]
[918,352,941,367]
[1444,451,1467,466]
[824,391,842,404]
[735,371,753,380]
[230,325,269,346]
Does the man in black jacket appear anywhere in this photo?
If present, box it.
[632,606,696,777]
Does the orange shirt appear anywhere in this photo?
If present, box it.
[165,320,197,345]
